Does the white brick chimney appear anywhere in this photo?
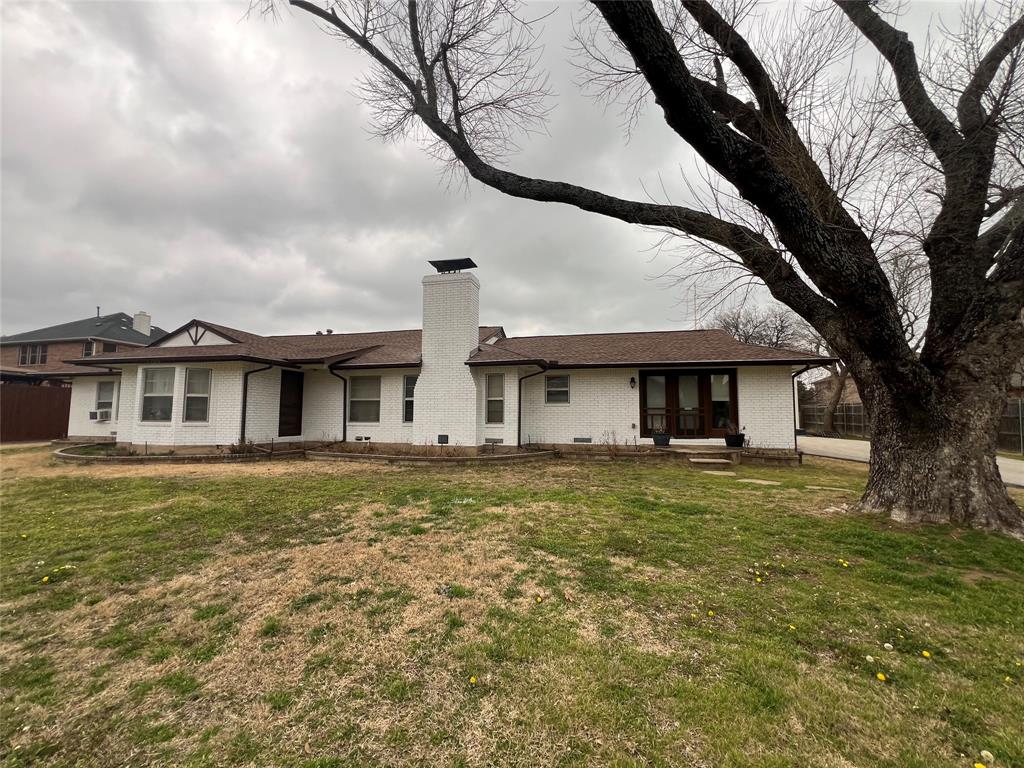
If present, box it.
[132,311,151,336]
[412,271,480,447]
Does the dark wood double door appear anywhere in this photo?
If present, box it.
[639,369,738,439]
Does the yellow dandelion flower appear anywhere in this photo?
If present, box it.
[41,576,49,584]
[469,676,477,685]
[974,763,987,768]
[1005,676,1014,684]
[707,610,715,617]
[921,650,931,658]
[876,672,886,682]
[756,578,762,584]
[535,596,542,604]
[788,624,796,631]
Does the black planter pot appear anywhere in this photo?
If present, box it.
[724,433,745,448]
[653,433,671,447]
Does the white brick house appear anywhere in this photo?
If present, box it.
[65,262,832,452]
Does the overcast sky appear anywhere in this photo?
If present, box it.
[1,1,945,338]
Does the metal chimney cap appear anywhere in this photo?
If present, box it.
[428,258,478,273]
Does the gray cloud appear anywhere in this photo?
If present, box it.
[1,0,792,339]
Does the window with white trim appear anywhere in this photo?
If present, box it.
[18,344,47,365]
[349,376,381,422]
[141,368,175,422]
[486,374,504,423]
[183,368,212,422]
[96,381,115,411]
[403,375,417,422]
[83,341,95,357]
[545,375,570,404]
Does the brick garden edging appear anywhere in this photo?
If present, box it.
[305,450,557,466]
[52,444,305,464]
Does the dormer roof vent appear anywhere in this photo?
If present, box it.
[428,258,477,273]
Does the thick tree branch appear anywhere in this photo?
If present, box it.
[834,0,964,164]
[958,12,1024,133]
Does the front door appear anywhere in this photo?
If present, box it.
[640,370,737,439]
[278,370,304,437]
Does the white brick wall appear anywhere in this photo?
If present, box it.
[340,368,417,444]
[67,376,122,439]
[473,366,520,445]
[412,272,480,447]
[113,363,246,447]
[518,365,796,449]
[736,365,797,450]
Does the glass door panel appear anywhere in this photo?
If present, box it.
[645,375,668,433]
[709,374,732,434]
[677,375,702,436]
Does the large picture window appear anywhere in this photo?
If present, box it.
[403,375,417,422]
[349,376,381,423]
[545,375,570,404]
[141,368,175,422]
[184,368,212,422]
[486,374,504,423]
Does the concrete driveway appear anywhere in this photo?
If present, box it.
[797,436,1024,488]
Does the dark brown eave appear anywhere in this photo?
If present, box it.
[65,354,300,369]
[328,360,422,370]
[469,357,835,368]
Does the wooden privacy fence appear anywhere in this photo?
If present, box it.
[800,398,1024,454]
[0,384,72,442]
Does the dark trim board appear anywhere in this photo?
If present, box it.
[639,368,739,439]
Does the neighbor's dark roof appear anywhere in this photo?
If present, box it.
[67,320,833,370]
[1,313,166,346]
[468,329,832,367]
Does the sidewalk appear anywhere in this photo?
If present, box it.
[797,436,1024,488]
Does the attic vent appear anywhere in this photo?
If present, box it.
[573,437,592,443]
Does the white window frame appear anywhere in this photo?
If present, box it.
[183,368,212,423]
[140,367,175,423]
[19,344,47,366]
[403,374,417,423]
[95,381,115,412]
[83,341,95,357]
[349,375,382,423]
[485,373,504,424]
[545,374,570,404]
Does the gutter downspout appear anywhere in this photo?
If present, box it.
[791,365,814,452]
[240,364,273,444]
[517,366,548,448]
[328,367,348,443]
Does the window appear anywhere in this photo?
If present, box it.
[102,342,117,353]
[141,368,175,422]
[18,344,47,365]
[403,375,417,422]
[96,381,115,411]
[545,375,570,404]
[486,374,504,423]
[83,341,95,357]
[349,376,381,422]
[184,368,212,422]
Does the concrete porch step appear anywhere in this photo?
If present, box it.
[687,457,734,465]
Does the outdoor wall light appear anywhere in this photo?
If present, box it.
[629,376,637,389]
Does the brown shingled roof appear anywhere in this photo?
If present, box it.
[468,329,831,367]
[67,321,832,370]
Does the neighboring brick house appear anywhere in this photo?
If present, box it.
[64,263,833,451]
[1,311,164,382]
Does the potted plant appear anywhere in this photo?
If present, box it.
[724,422,746,448]
[652,430,671,447]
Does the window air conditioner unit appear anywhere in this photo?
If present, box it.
[95,409,112,422]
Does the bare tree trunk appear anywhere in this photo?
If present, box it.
[821,367,849,436]
[859,370,1024,537]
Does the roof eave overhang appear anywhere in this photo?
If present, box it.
[328,360,422,370]
[66,354,298,368]
[465,358,549,368]
[527,358,838,369]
